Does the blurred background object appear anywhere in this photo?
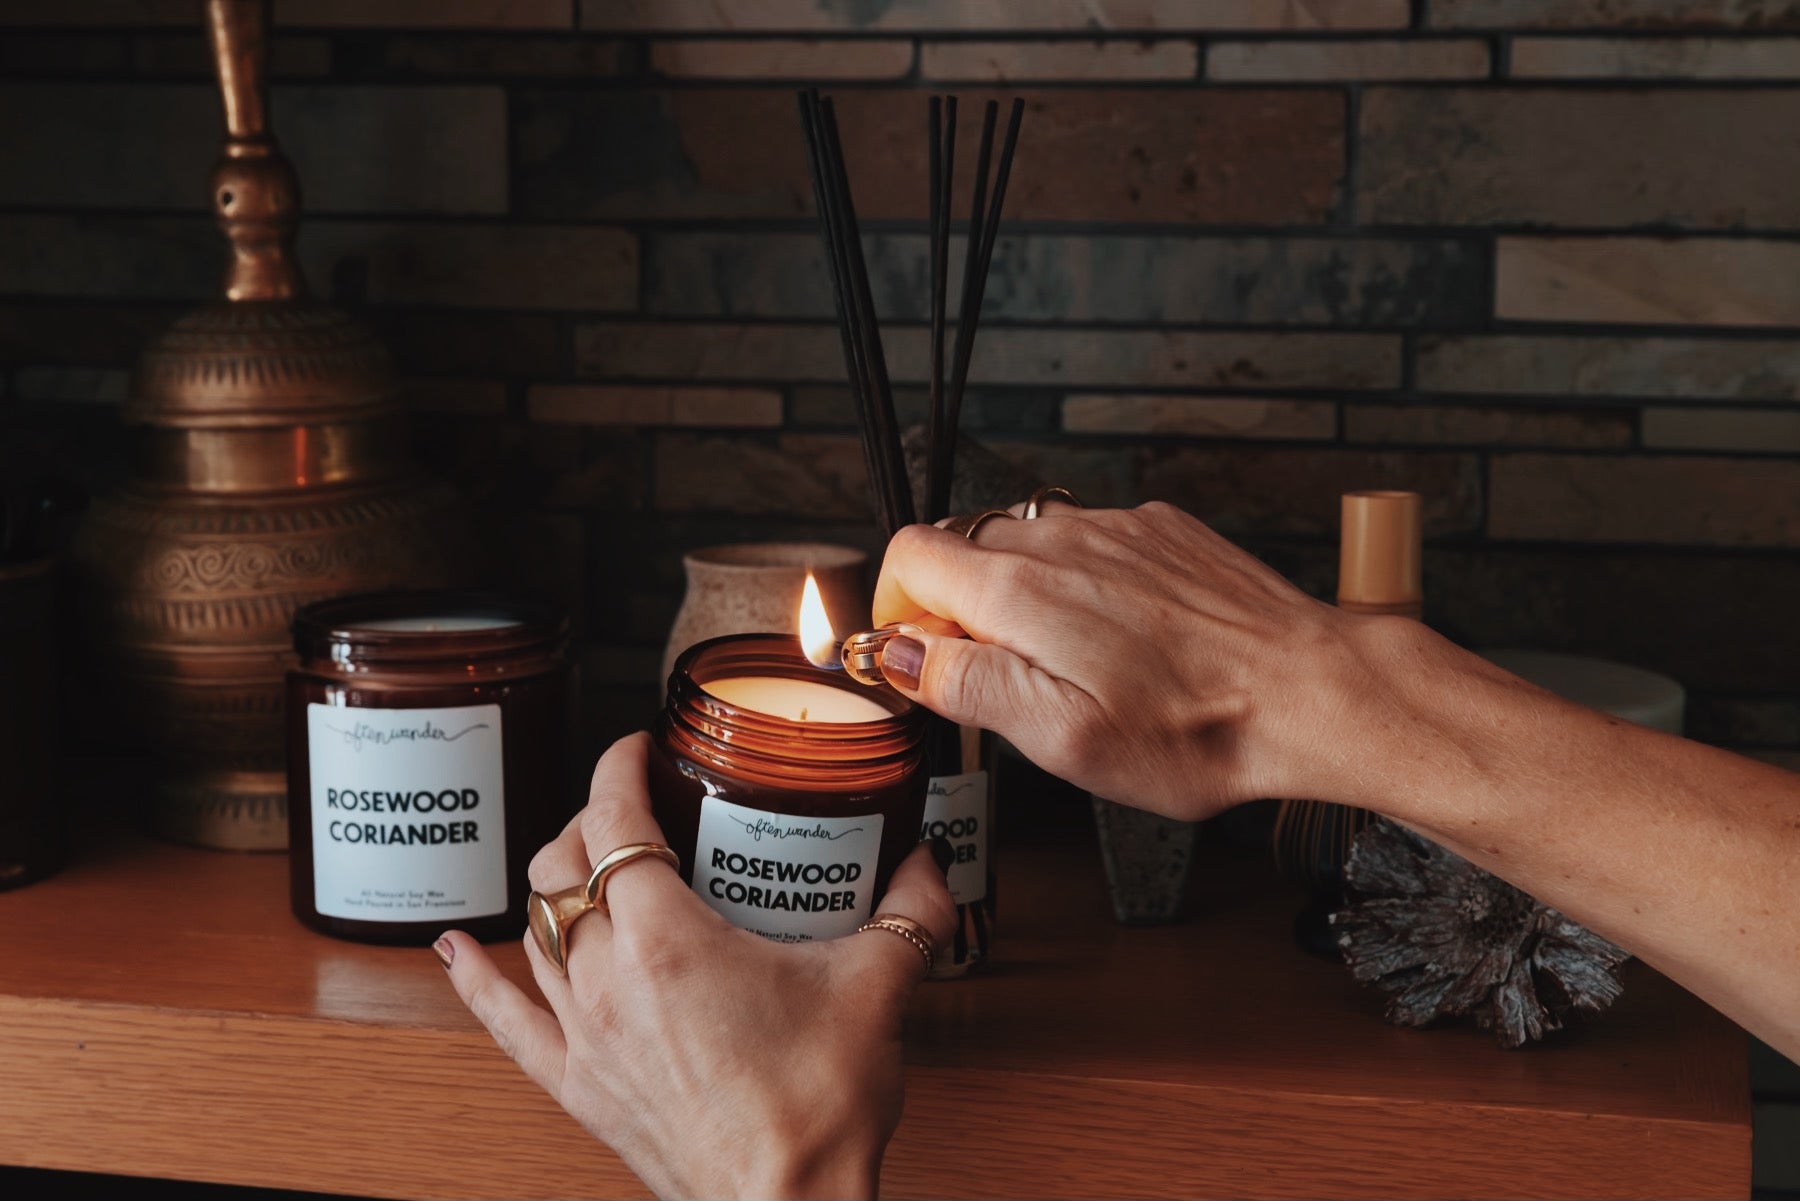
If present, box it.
[63,0,456,850]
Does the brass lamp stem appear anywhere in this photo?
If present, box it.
[206,0,302,303]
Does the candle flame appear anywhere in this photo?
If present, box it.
[798,572,838,667]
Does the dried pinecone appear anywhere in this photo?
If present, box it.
[1330,820,1631,1048]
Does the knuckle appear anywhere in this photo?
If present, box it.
[1043,693,1110,778]
[526,844,561,889]
[577,802,621,855]
[888,522,935,557]
[926,643,982,717]
[467,978,521,1057]
[1137,499,1181,522]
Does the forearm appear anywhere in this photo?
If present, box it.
[1315,618,1800,1060]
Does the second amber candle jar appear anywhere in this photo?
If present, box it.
[649,633,929,943]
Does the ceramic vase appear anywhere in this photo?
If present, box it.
[660,543,869,686]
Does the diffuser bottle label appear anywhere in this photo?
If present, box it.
[306,702,508,922]
[921,771,988,905]
[692,796,883,942]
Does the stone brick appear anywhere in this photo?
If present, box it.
[0,0,194,24]
[404,379,510,416]
[1425,544,1800,694]
[1137,446,1483,536]
[0,85,214,210]
[499,509,586,640]
[1359,88,1800,228]
[12,366,129,404]
[1511,35,1800,77]
[0,84,507,214]
[0,33,128,75]
[1642,406,1800,452]
[516,87,1343,224]
[643,233,1482,327]
[1062,395,1337,439]
[1496,237,1800,326]
[299,222,637,311]
[132,33,332,78]
[1346,402,1634,447]
[975,438,1140,507]
[525,424,650,510]
[575,321,1402,390]
[0,399,134,510]
[0,302,176,367]
[369,34,632,76]
[1428,1,1800,29]
[1208,38,1489,81]
[921,40,1197,81]
[272,0,575,27]
[1489,453,1800,546]
[1417,334,1800,401]
[580,0,1409,32]
[274,86,509,214]
[652,38,913,79]
[653,432,872,518]
[0,214,218,300]
[529,385,783,426]
[371,311,563,377]
[786,385,1063,433]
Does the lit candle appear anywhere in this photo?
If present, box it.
[703,675,892,723]
[644,571,930,943]
[700,574,890,721]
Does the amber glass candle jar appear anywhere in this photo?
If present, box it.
[286,592,574,945]
[649,633,929,943]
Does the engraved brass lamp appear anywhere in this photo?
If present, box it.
[70,0,455,849]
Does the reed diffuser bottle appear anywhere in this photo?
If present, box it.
[1272,490,1422,955]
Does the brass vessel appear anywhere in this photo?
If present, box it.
[70,0,456,849]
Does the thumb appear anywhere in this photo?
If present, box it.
[835,839,958,998]
[878,623,1064,741]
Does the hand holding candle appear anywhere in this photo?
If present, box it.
[438,733,957,1198]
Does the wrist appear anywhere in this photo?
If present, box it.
[742,1139,882,1200]
[1306,614,1559,843]
[1270,611,1487,823]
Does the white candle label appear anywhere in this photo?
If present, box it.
[306,703,507,922]
[692,796,883,942]
[921,771,988,905]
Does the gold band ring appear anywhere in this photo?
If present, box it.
[526,884,593,976]
[1024,485,1083,520]
[942,508,1016,542]
[584,842,682,912]
[856,912,936,973]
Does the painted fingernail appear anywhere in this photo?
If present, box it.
[432,935,454,970]
[928,835,955,878]
[881,635,924,691]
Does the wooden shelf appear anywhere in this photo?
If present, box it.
[0,824,1749,1200]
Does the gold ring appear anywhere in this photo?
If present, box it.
[526,884,593,976]
[941,509,1016,541]
[856,912,936,973]
[584,842,682,913]
[1024,485,1083,520]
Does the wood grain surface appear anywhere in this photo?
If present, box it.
[0,824,1750,1199]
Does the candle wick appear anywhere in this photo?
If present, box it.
[800,707,809,721]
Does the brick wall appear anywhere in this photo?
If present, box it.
[3,0,1800,761]
[3,0,1798,1186]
